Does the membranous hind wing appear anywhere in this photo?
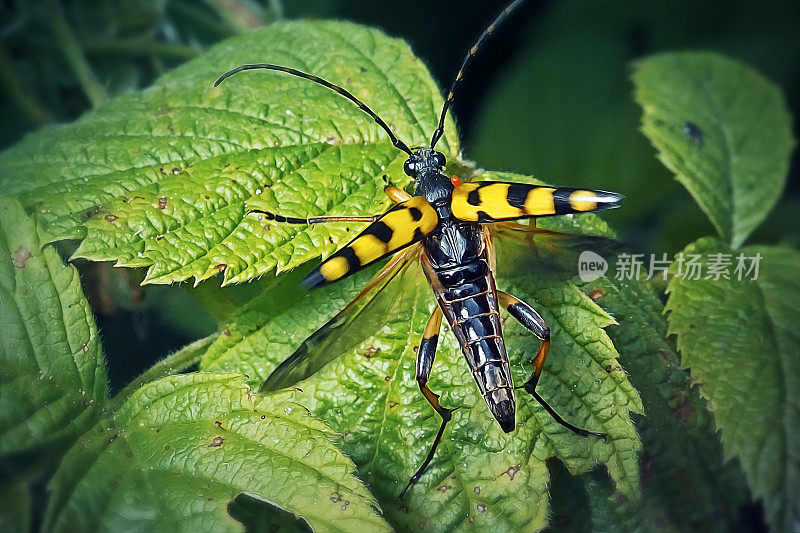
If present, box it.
[489,220,627,283]
[302,196,437,290]
[451,181,622,222]
[261,247,423,392]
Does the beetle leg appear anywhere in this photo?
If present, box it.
[249,184,411,225]
[497,291,549,388]
[249,209,380,224]
[498,291,606,440]
[400,306,451,500]
[250,186,410,224]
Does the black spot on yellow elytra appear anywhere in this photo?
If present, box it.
[553,189,572,214]
[506,184,529,209]
[369,221,393,243]
[305,196,438,288]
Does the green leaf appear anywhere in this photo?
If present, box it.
[562,277,749,531]
[632,52,795,248]
[201,170,642,532]
[0,20,457,285]
[44,372,390,533]
[0,197,107,456]
[666,237,800,532]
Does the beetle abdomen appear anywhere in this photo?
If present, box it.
[423,226,516,433]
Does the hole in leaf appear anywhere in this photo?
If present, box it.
[228,493,312,532]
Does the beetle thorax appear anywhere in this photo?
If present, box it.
[405,148,451,204]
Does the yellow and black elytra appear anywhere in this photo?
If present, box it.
[215,0,621,499]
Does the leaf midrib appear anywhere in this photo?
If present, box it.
[669,246,796,530]
[78,144,402,281]
[752,269,791,521]
[321,24,429,144]
[19,137,398,214]
[683,59,736,245]
[121,410,375,532]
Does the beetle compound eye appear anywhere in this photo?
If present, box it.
[433,152,446,168]
[403,160,416,176]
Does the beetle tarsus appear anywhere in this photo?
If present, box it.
[526,387,606,440]
[399,406,453,500]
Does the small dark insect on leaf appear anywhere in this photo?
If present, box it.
[682,121,704,146]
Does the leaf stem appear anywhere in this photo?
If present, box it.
[267,0,285,21]
[205,0,264,32]
[79,37,201,61]
[0,43,54,126]
[110,335,215,410]
[187,280,249,323]
[45,0,107,107]
[150,54,165,77]
[170,1,237,38]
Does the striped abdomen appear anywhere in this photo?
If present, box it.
[422,222,516,432]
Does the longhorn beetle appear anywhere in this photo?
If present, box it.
[215,0,622,498]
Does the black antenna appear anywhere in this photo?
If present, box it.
[430,0,527,149]
[215,64,414,156]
